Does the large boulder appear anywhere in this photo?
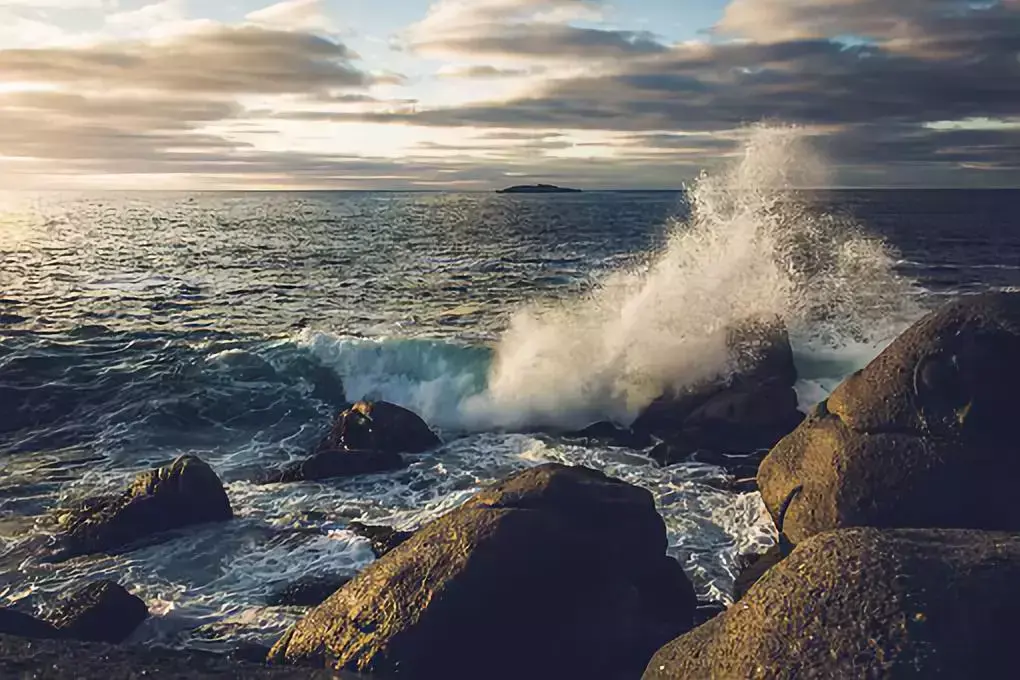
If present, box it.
[56,455,233,559]
[758,293,1020,545]
[634,318,803,456]
[320,400,441,455]
[645,528,1020,679]
[268,464,696,680]
[45,581,148,644]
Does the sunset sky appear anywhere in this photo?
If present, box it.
[0,0,1017,189]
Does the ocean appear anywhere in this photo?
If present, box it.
[2,131,1019,654]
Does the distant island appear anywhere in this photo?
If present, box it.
[497,184,582,194]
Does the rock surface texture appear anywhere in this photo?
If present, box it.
[634,318,804,459]
[268,463,696,680]
[759,292,1020,544]
[56,455,233,558]
[644,528,1020,680]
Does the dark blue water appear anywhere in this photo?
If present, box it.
[0,188,1017,652]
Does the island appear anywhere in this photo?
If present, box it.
[496,184,582,194]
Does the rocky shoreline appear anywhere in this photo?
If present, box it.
[3,292,1019,678]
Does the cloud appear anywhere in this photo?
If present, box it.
[0,25,373,94]
[436,64,543,79]
[406,0,666,59]
[246,0,336,34]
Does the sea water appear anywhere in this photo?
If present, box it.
[1,126,1018,651]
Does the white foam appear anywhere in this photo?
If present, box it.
[459,125,921,431]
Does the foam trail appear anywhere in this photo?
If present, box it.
[463,124,920,431]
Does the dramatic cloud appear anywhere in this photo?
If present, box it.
[0,0,1017,187]
[407,0,666,59]
[0,25,372,94]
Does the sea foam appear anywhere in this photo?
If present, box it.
[460,125,920,431]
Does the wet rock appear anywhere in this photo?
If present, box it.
[732,543,784,602]
[347,521,413,558]
[263,448,406,484]
[268,464,697,680]
[45,581,148,644]
[758,292,1020,545]
[564,421,654,449]
[0,607,60,639]
[319,400,441,455]
[645,528,1020,680]
[634,317,802,453]
[266,576,353,608]
[56,455,233,559]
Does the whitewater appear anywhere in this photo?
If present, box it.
[0,125,967,653]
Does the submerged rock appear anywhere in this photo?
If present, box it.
[268,464,696,679]
[263,448,406,484]
[45,581,148,644]
[320,400,441,455]
[645,528,1020,679]
[266,576,354,608]
[56,455,233,559]
[0,608,61,640]
[347,521,413,558]
[758,292,1020,544]
[565,421,654,449]
[634,318,803,455]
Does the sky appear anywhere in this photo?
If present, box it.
[0,0,1017,190]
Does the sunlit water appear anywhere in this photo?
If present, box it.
[2,130,1019,652]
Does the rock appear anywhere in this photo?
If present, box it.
[0,607,61,639]
[0,634,348,679]
[268,464,697,680]
[319,400,441,455]
[758,292,1020,545]
[45,581,148,644]
[693,602,727,627]
[263,448,406,484]
[266,576,353,608]
[55,455,232,559]
[732,544,784,602]
[644,528,1020,679]
[565,421,654,449]
[633,318,802,453]
[347,521,413,558]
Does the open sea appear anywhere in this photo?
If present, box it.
[2,136,1018,654]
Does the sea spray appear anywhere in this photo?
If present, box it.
[462,125,920,431]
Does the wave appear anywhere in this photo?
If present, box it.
[455,124,922,431]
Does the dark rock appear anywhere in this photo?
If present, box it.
[651,444,767,480]
[0,607,61,639]
[56,455,233,558]
[633,318,802,454]
[268,464,697,680]
[319,400,441,455]
[0,634,349,679]
[45,581,148,644]
[644,528,1020,680]
[263,448,406,484]
[732,543,784,602]
[758,292,1020,545]
[694,602,727,627]
[347,521,413,558]
[266,576,353,607]
[497,184,582,194]
[565,421,654,449]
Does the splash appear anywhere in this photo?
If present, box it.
[463,125,920,430]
